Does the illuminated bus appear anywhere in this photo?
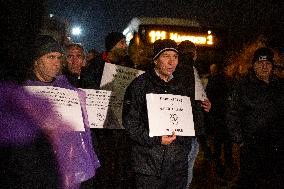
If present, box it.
[123,17,228,73]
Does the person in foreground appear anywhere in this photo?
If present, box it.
[123,39,198,189]
[25,35,100,189]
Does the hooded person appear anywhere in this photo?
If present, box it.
[25,35,100,189]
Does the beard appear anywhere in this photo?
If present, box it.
[113,48,127,59]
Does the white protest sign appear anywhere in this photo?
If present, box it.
[146,93,195,137]
[100,63,145,129]
[25,86,85,131]
[194,67,208,101]
[81,89,112,128]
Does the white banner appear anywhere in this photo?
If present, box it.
[100,63,145,129]
[25,86,85,131]
[81,89,112,128]
[146,93,195,137]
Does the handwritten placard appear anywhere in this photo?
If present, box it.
[100,63,145,129]
[81,89,112,128]
[25,86,85,131]
[146,93,195,137]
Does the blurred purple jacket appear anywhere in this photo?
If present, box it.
[0,82,61,188]
[25,75,100,188]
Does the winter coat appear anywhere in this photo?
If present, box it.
[0,82,60,188]
[173,57,205,137]
[226,73,284,146]
[226,72,284,189]
[80,54,105,89]
[206,73,230,136]
[122,67,195,176]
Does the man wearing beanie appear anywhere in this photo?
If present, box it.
[227,47,284,188]
[74,32,135,188]
[123,39,196,188]
[82,32,134,89]
[105,32,126,54]
[30,35,63,82]
[25,35,100,189]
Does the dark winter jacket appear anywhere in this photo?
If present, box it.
[206,73,230,136]
[122,67,195,176]
[173,56,205,136]
[226,73,284,149]
[80,54,105,89]
[81,52,134,89]
[62,67,89,89]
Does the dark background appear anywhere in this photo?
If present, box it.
[48,0,284,51]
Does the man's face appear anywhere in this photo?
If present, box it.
[154,50,179,81]
[112,38,127,57]
[253,60,273,82]
[66,46,85,75]
[210,64,218,76]
[34,52,62,82]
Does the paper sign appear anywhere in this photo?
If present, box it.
[100,63,145,129]
[81,89,112,128]
[146,93,195,137]
[194,67,208,101]
[25,86,85,131]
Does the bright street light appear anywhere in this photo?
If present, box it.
[71,26,82,36]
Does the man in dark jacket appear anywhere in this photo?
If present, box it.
[123,39,198,189]
[63,43,87,88]
[173,40,210,186]
[226,47,284,189]
[206,63,233,177]
[79,32,135,188]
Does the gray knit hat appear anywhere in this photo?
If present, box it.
[32,35,63,60]
[152,39,178,60]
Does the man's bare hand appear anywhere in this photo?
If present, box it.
[201,99,211,112]
[161,132,176,145]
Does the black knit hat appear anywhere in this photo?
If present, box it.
[153,39,178,60]
[32,35,63,60]
[105,32,125,52]
[253,47,274,64]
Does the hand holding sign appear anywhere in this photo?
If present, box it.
[161,132,176,145]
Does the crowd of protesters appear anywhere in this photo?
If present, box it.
[1,1,284,189]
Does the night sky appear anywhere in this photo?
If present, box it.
[48,0,283,51]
